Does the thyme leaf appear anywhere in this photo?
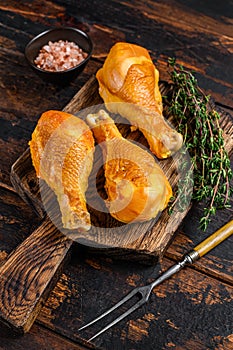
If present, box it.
[167,58,232,231]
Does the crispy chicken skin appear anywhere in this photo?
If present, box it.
[29,110,95,231]
[86,109,172,223]
[96,42,183,159]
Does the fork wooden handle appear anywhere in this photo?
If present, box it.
[193,220,233,257]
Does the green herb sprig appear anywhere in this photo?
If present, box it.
[167,58,232,230]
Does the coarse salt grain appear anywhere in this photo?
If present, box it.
[34,40,88,72]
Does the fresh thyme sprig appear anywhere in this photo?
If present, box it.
[167,58,232,231]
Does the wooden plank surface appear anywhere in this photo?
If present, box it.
[0,322,95,350]
[42,257,232,350]
[0,0,233,349]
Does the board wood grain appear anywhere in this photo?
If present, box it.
[0,217,72,333]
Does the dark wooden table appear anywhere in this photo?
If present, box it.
[0,1,232,349]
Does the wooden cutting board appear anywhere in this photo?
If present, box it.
[0,76,232,335]
[10,76,193,260]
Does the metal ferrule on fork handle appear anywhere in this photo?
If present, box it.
[182,250,200,265]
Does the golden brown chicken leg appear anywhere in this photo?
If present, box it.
[96,42,183,159]
[86,109,172,224]
[29,110,95,231]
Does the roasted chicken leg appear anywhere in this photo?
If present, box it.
[29,110,95,231]
[86,109,172,223]
[96,42,183,159]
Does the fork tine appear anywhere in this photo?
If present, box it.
[87,296,146,342]
[79,287,141,331]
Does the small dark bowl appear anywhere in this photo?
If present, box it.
[25,27,93,85]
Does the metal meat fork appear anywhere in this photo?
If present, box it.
[79,220,233,341]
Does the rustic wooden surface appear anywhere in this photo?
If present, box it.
[0,1,233,349]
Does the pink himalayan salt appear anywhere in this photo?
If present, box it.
[34,40,88,72]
